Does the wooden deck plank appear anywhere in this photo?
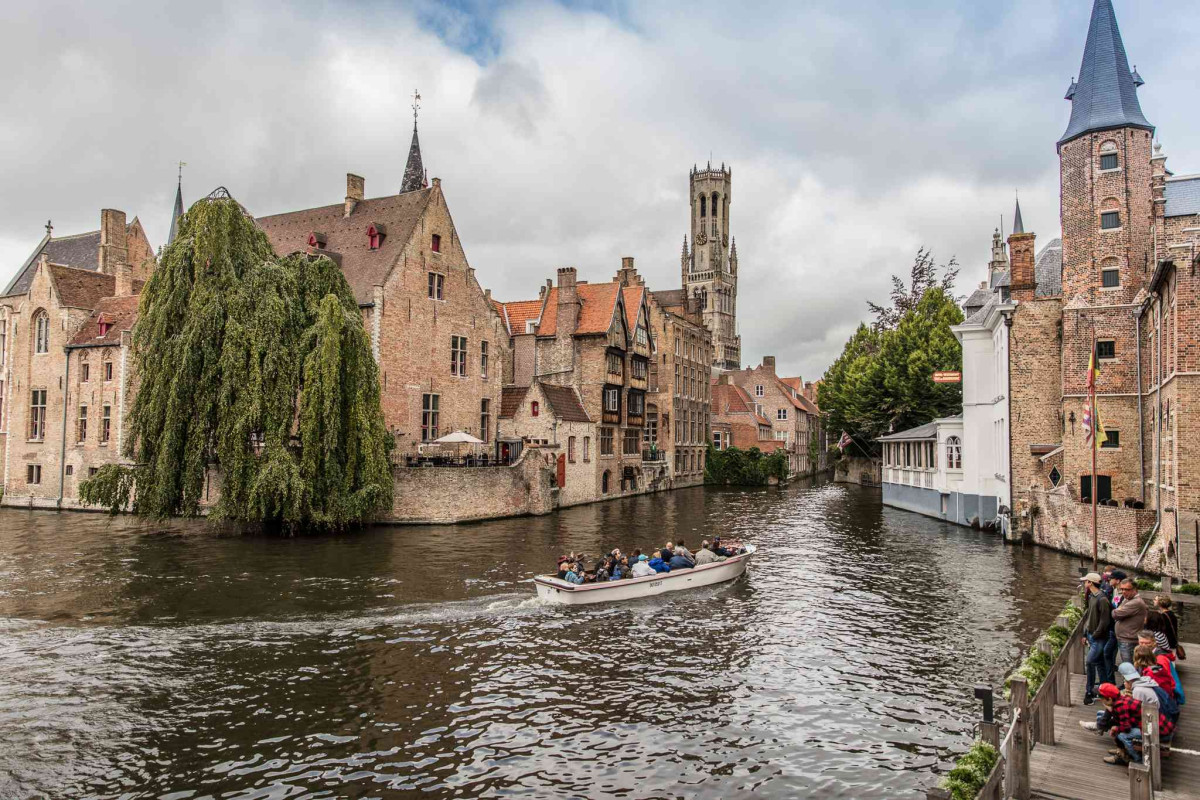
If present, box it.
[1025,643,1196,800]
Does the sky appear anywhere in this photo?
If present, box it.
[1,0,1197,381]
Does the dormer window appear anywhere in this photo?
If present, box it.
[431,233,441,253]
[367,223,387,250]
[98,321,111,337]
[307,232,327,249]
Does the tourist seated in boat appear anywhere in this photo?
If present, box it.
[647,551,671,573]
[694,540,725,565]
[667,550,694,571]
[556,557,570,580]
[630,554,656,578]
[661,542,675,561]
[563,562,585,585]
[609,556,628,581]
[673,539,694,561]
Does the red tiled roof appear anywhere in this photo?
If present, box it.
[500,386,528,419]
[536,282,622,337]
[541,384,592,423]
[256,189,434,306]
[496,299,545,337]
[712,383,771,426]
[780,377,802,391]
[68,294,140,347]
[48,265,117,309]
[622,286,644,332]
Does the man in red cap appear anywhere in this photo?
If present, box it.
[1096,683,1175,765]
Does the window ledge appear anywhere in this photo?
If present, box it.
[1099,285,1122,292]
[1098,168,1123,175]
[1100,227,1123,233]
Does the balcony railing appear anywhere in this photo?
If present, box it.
[642,449,666,462]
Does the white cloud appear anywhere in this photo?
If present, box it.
[1,0,1197,381]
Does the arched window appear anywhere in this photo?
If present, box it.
[700,195,707,217]
[712,193,719,219]
[945,436,962,470]
[33,311,50,354]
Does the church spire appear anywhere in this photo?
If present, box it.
[1059,0,1152,147]
[168,161,185,246]
[400,90,426,194]
[1012,195,1025,235]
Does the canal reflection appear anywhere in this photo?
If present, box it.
[0,481,1099,798]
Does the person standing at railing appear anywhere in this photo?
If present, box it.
[1112,579,1148,666]
[1081,572,1113,705]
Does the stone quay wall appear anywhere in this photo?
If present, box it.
[385,448,559,524]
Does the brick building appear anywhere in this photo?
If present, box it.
[719,357,822,476]
[1006,0,1198,577]
[0,209,157,507]
[682,163,741,371]
[647,280,713,486]
[256,117,508,457]
[711,380,773,451]
[495,261,661,502]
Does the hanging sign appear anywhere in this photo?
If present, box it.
[933,371,962,384]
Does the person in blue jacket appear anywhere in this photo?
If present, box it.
[647,550,671,573]
[563,562,585,584]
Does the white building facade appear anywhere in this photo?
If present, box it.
[879,417,980,525]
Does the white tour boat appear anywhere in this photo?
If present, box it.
[534,545,756,605]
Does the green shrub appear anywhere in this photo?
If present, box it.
[1004,600,1080,700]
[704,445,789,486]
[940,741,999,800]
[1134,578,1160,591]
[1178,582,1200,596]
[1043,625,1070,653]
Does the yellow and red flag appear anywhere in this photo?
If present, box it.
[1082,351,1107,448]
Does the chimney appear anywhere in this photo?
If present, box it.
[1008,229,1037,300]
[345,173,364,218]
[762,355,776,373]
[615,256,641,287]
[98,209,128,277]
[555,267,579,336]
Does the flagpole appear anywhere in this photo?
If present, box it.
[1091,324,1098,571]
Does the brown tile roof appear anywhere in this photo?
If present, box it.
[499,386,528,419]
[496,299,544,337]
[255,189,434,306]
[68,294,140,347]
[540,384,592,423]
[780,377,802,391]
[48,265,116,309]
[535,282,621,337]
[5,223,143,298]
[713,382,771,425]
[652,288,685,308]
[622,286,645,332]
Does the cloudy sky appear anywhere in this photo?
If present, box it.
[2,0,1197,380]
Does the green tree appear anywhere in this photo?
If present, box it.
[79,193,393,529]
[819,250,964,452]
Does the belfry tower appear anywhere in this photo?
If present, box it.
[682,162,740,371]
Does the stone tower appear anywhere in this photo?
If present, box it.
[682,163,741,371]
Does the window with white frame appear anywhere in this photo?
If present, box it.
[451,336,467,376]
[777,408,788,421]
[754,385,764,397]
[34,312,49,354]
[945,436,962,470]
[421,394,439,440]
[29,389,47,440]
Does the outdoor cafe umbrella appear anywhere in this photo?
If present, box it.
[434,431,485,444]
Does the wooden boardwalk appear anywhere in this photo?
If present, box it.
[1028,643,1197,800]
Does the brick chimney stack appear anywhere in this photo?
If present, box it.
[762,355,776,374]
[1008,230,1037,301]
[99,209,133,296]
[615,256,642,287]
[555,267,579,336]
[345,174,364,218]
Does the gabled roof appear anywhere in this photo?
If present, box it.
[622,286,646,333]
[1059,0,1153,147]
[48,264,118,309]
[963,285,992,314]
[256,189,434,306]
[877,421,941,442]
[4,229,101,297]
[499,386,528,419]
[68,294,140,347]
[541,384,592,423]
[495,299,544,336]
[1164,176,1200,218]
[533,282,623,337]
[712,382,771,427]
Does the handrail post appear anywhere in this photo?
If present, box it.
[981,721,1000,749]
[1055,615,1073,705]
[1161,575,1172,596]
[1009,678,1031,800]
[1128,761,1151,800]
[1140,701,1160,791]
[1036,640,1057,744]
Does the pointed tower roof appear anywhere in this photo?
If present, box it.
[167,173,184,246]
[1012,197,1025,235]
[400,91,426,194]
[1059,0,1153,147]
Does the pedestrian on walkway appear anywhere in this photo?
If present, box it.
[1081,572,1113,704]
[1112,579,1148,666]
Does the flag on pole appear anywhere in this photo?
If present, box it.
[837,431,853,451]
[1082,351,1107,448]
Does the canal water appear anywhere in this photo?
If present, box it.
[0,481,1090,798]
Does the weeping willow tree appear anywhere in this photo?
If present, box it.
[79,192,393,529]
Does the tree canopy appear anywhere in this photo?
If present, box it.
[79,194,393,529]
[819,250,964,452]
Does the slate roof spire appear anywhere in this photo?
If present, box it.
[1012,195,1025,235]
[1059,0,1153,147]
[168,162,185,246]
[400,90,426,194]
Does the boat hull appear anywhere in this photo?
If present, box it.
[534,545,755,605]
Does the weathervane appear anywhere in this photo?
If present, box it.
[412,89,421,128]
[178,160,187,183]
[45,219,53,236]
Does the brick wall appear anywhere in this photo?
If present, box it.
[386,448,557,524]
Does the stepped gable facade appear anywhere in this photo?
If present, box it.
[256,161,507,456]
[0,209,156,507]
[1007,0,1199,575]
